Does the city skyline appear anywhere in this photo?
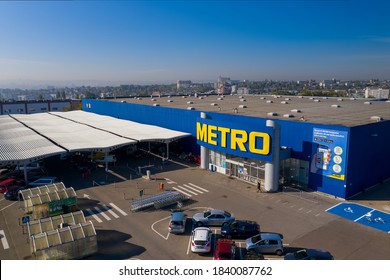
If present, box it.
[1,0,390,88]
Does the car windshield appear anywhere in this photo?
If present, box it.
[294,250,309,259]
[203,211,211,218]
[224,211,231,217]
[251,235,261,243]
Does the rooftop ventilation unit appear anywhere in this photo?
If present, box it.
[267,112,278,116]
[187,107,195,110]
[291,109,302,113]
[331,104,341,108]
[266,100,273,104]
[238,105,247,108]
[370,116,383,122]
[283,114,294,118]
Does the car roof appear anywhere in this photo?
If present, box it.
[0,178,16,184]
[216,239,235,251]
[260,232,283,239]
[171,211,187,220]
[34,176,57,181]
[193,227,211,239]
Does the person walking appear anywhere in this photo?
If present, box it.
[257,181,261,192]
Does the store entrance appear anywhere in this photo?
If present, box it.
[225,157,266,185]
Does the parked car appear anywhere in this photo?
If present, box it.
[246,232,284,256]
[0,178,19,193]
[4,185,26,200]
[220,220,260,239]
[168,211,188,234]
[0,168,11,180]
[284,249,334,260]
[28,177,58,188]
[190,227,212,253]
[192,209,235,227]
[213,239,236,260]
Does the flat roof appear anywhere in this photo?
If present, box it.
[0,110,190,164]
[114,94,390,127]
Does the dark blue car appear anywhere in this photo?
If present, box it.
[220,220,260,239]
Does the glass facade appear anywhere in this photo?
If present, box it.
[209,149,309,189]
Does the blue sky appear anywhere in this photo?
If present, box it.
[0,0,389,87]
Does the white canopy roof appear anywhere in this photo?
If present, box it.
[0,110,190,164]
[50,111,190,142]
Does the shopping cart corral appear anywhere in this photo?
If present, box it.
[130,191,188,211]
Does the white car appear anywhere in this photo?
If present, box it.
[190,227,212,253]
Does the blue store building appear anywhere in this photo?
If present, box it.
[83,95,390,199]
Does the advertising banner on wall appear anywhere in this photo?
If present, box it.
[311,128,348,180]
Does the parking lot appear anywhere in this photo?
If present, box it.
[1,150,389,260]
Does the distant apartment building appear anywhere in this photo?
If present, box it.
[0,100,80,115]
[237,87,249,95]
[364,88,390,99]
[177,80,192,90]
[217,76,232,95]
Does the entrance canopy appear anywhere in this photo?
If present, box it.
[0,110,190,165]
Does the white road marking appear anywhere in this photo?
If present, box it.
[0,230,9,250]
[85,208,103,223]
[94,206,111,221]
[172,187,192,197]
[151,216,171,240]
[109,203,128,216]
[177,185,198,196]
[0,201,18,212]
[102,204,119,218]
[188,183,209,193]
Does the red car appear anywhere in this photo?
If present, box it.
[213,239,236,260]
[0,178,18,193]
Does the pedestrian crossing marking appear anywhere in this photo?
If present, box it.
[172,187,192,197]
[102,204,120,218]
[188,183,209,192]
[109,202,128,216]
[0,230,9,250]
[177,185,199,196]
[94,206,111,221]
[85,208,103,223]
[164,178,176,184]
[183,184,204,194]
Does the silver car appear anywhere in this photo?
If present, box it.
[168,211,188,234]
[192,209,235,227]
[246,232,284,256]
